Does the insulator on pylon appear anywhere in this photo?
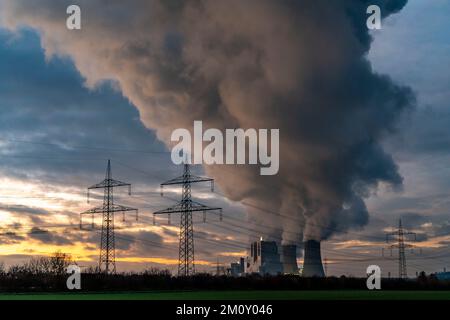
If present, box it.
[136,210,138,221]
[153,214,156,226]
[79,214,82,230]
[123,211,125,222]
[160,185,164,197]
[219,209,223,221]
[91,214,94,228]
[128,185,131,196]
[168,213,171,225]
[203,211,206,223]
[211,181,214,192]
[87,190,90,204]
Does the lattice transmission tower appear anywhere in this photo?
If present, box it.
[385,219,416,279]
[80,160,137,274]
[154,163,222,276]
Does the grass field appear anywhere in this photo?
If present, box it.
[0,290,449,300]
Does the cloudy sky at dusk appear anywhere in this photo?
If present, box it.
[0,0,449,277]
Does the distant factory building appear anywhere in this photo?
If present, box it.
[246,240,283,275]
[229,258,245,277]
[435,271,450,281]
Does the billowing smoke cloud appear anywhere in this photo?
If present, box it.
[0,0,414,243]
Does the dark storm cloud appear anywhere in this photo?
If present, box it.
[366,212,450,242]
[370,193,444,217]
[0,28,176,257]
[387,107,450,158]
[0,29,167,189]
[432,221,450,238]
[28,227,73,245]
[161,227,178,238]
[369,0,450,162]
[400,212,429,229]
[116,230,165,253]
[0,232,25,244]
[399,213,450,242]
[0,0,415,245]
[409,214,450,240]
[0,203,49,225]
[0,204,50,217]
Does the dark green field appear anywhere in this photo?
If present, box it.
[0,290,449,300]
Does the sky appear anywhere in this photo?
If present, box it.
[0,0,449,277]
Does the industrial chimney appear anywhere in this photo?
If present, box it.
[302,240,325,277]
[281,245,299,274]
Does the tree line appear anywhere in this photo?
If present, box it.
[0,252,449,292]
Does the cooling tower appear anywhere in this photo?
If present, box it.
[302,240,325,277]
[281,245,299,274]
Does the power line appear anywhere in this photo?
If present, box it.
[107,161,436,245]
[0,138,171,155]
[98,161,450,273]
[0,151,448,275]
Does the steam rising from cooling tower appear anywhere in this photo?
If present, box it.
[0,0,415,242]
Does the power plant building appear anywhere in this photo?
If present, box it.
[246,240,283,275]
[246,240,286,275]
[229,257,245,276]
[236,239,326,277]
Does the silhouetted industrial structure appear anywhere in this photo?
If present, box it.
[154,163,222,276]
[80,160,137,274]
[281,245,299,274]
[246,240,284,275]
[385,219,416,279]
[302,240,325,277]
[227,258,245,277]
[215,259,227,276]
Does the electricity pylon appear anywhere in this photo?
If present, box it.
[385,219,416,279]
[80,160,137,274]
[154,163,222,277]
